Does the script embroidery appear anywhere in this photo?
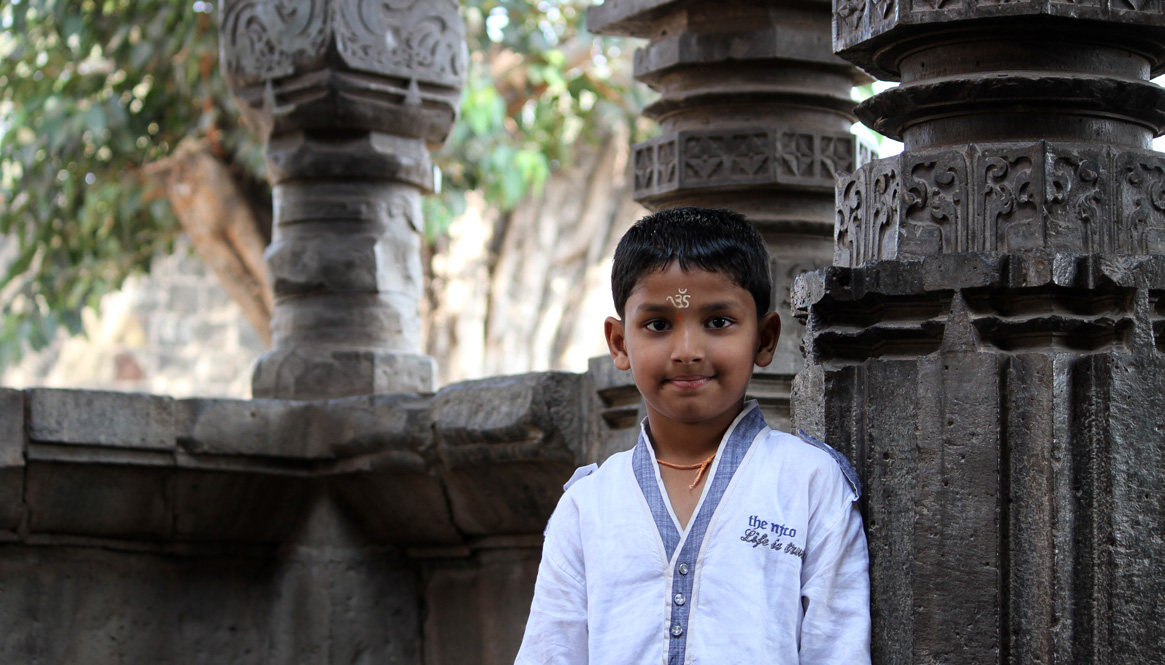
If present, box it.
[740,514,804,560]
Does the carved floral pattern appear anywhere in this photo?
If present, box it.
[980,150,1038,252]
[836,0,866,31]
[779,133,816,178]
[685,135,728,182]
[634,146,655,191]
[1047,148,1106,253]
[658,140,678,188]
[221,0,466,88]
[221,0,329,83]
[836,175,864,268]
[832,143,1165,266]
[335,0,467,85]
[1118,153,1165,254]
[821,135,857,178]
[902,151,967,257]
[731,133,771,178]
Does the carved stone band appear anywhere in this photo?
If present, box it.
[633,128,871,203]
[835,142,1165,266]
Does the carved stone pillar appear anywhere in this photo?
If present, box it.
[221,0,466,399]
[795,4,1165,663]
[589,0,870,429]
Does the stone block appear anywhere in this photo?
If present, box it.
[172,469,314,542]
[0,389,25,532]
[422,547,541,665]
[435,372,585,535]
[251,347,436,400]
[175,397,335,459]
[24,462,172,538]
[27,389,175,450]
[584,354,642,463]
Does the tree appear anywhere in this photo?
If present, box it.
[0,0,644,371]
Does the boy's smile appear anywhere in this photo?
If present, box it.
[605,263,781,452]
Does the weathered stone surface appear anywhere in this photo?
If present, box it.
[28,389,175,450]
[422,545,542,665]
[0,390,24,533]
[583,354,642,464]
[435,372,585,535]
[795,254,1165,663]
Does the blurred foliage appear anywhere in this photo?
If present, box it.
[0,0,647,368]
[0,0,261,368]
[425,0,649,240]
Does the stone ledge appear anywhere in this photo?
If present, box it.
[1,370,596,547]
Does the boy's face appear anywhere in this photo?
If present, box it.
[605,263,781,437]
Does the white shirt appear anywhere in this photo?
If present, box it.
[515,402,871,665]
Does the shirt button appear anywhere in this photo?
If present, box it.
[678,563,689,575]
[671,623,683,637]
[674,593,686,606]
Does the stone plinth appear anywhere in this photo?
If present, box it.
[590,0,870,430]
[796,2,1165,662]
[220,0,467,398]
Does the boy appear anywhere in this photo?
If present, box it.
[515,207,871,665]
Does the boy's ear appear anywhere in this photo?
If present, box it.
[754,312,781,368]
[605,316,631,371]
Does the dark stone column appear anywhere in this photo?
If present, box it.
[589,0,870,430]
[220,0,466,399]
[795,4,1165,663]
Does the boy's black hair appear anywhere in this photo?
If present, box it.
[611,206,772,318]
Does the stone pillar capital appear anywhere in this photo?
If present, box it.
[220,0,466,146]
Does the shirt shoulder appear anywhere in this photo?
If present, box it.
[760,428,861,501]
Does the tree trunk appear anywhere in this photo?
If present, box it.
[424,124,645,385]
[147,138,273,347]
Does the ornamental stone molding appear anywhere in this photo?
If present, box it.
[835,142,1165,266]
[220,0,467,399]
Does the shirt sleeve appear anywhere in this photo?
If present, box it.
[798,476,871,665]
[514,491,589,665]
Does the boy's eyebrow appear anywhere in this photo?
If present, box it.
[633,300,746,314]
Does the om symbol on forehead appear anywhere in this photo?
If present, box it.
[667,288,690,308]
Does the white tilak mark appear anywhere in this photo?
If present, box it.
[667,289,691,308]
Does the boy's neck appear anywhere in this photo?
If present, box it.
[646,401,746,464]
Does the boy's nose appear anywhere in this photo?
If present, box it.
[671,326,704,363]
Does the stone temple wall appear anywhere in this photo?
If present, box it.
[0,237,265,398]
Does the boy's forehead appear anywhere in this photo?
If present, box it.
[629,264,746,297]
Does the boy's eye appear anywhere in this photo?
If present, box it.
[645,319,670,332]
[707,316,733,329]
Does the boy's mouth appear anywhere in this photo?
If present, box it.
[667,375,710,389]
